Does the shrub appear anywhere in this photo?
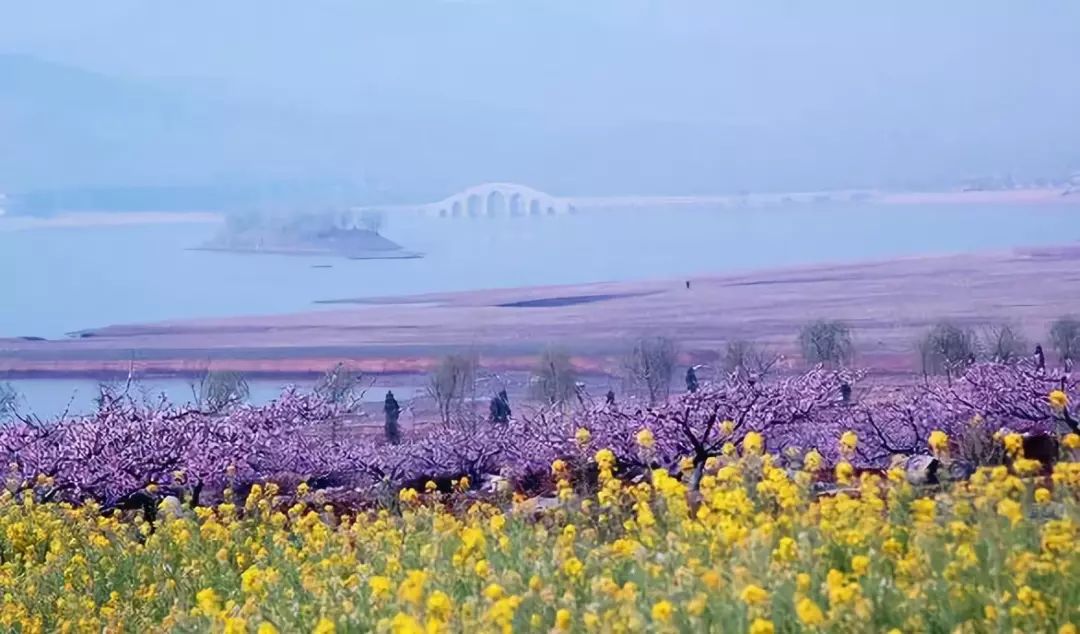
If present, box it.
[918,321,977,380]
[191,370,249,413]
[798,320,853,367]
[428,353,478,425]
[980,322,1028,363]
[622,336,678,405]
[529,348,578,407]
[1050,315,1080,362]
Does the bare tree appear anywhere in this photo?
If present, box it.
[0,382,18,420]
[720,340,780,379]
[359,210,385,234]
[94,358,139,409]
[529,348,578,407]
[622,336,678,405]
[1050,315,1080,364]
[798,320,853,367]
[917,321,977,382]
[191,370,249,413]
[315,362,365,409]
[980,323,1027,363]
[427,353,478,425]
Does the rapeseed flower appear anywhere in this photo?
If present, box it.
[636,428,656,449]
[839,430,858,455]
[651,600,673,622]
[928,429,949,455]
[1050,389,1069,411]
[743,431,764,455]
[1,436,1078,633]
[796,597,825,626]
[1003,432,1024,457]
[369,576,392,599]
[739,584,769,606]
[554,608,572,631]
[835,461,855,485]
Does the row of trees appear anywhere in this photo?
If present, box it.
[425,337,684,427]
[220,208,386,244]
[4,316,1076,441]
[145,313,1080,446]
[794,315,1080,375]
[186,363,369,415]
[423,315,1080,428]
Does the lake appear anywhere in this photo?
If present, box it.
[3,202,1078,340]
[4,201,1079,417]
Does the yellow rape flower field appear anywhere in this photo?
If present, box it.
[2,440,1079,633]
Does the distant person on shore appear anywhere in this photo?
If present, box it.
[685,366,699,393]
[490,389,511,423]
[384,391,401,444]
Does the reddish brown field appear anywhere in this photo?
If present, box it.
[3,244,1080,380]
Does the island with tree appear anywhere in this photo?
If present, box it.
[197,209,422,259]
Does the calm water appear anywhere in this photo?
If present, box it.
[4,377,424,420]
[3,203,1079,339]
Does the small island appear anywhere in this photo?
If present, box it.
[196,209,422,260]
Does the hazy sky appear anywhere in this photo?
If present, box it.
[3,1,1080,197]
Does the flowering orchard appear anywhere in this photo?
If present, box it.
[0,360,1078,632]
[2,361,1075,507]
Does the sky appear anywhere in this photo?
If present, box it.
[2,1,1080,201]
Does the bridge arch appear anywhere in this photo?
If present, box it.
[466,194,482,217]
[486,191,507,217]
[421,183,574,219]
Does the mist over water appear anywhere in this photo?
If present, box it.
[3,203,1078,339]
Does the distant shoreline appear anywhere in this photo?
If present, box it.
[566,186,1079,209]
[878,188,1078,205]
[1,187,1076,232]
[0,211,223,232]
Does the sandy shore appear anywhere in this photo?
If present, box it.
[878,189,1078,205]
[4,243,1080,379]
[568,187,1079,209]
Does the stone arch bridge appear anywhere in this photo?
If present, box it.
[425,183,575,218]
[354,183,576,220]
